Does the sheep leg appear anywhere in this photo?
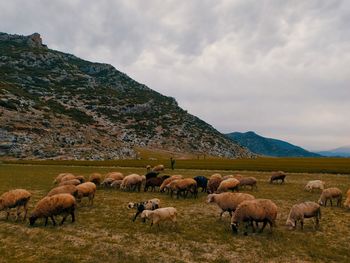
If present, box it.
[5,209,10,220]
[132,211,141,222]
[250,221,256,233]
[259,221,267,233]
[219,210,225,219]
[243,222,249,236]
[50,216,56,226]
[15,206,21,221]
[45,217,48,226]
[60,215,67,225]
[330,199,333,207]
[23,203,29,221]
[300,220,304,230]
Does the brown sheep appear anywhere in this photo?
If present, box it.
[105,172,124,181]
[168,178,198,199]
[76,182,96,205]
[152,164,165,172]
[231,199,278,235]
[210,173,222,180]
[89,173,102,186]
[207,192,255,218]
[217,178,240,193]
[29,194,76,226]
[344,189,350,209]
[60,174,77,182]
[222,175,234,180]
[159,175,183,193]
[121,174,145,192]
[207,177,222,194]
[74,175,86,183]
[238,177,258,190]
[269,171,286,184]
[0,189,31,221]
[318,187,342,207]
[53,173,74,184]
[101,177,116,188]
[286,201,321,230]
[59,179,81,186]
[144,176,169,192]
[47,185,78,198]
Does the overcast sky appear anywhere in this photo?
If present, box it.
[1,0,349,151]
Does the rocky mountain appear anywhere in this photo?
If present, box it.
[0,32,253,160]
[226,131,320,157]
[317,146,350,157]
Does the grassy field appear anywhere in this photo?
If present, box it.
[0,163,349,262]
[3,157,350,174]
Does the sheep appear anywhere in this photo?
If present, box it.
[231,199,278,235]
[110,180,123,189]
[105,172,124,181]
[207,192,255,218]
[29,194,76,226]
[222,175,234,180]
[0,189,31,221]
[193,176,208,192]
[76,182,96,205]
[286,201,321,230]
[304,180,325,192]
[140,207,177,228]
[53,173,74,184]
[89,173,102,186]
[168,178,198,199]
[159,175,183,193]
[269,171,286,184]
[145,171,159,180]
[59,179,81,186]
[318,187,342,207]
[210,173,222,180]
[146,165,152,173]
[152,164,165,172]
[128,198,161,221]
[238,177,258,190]
[216,178,240,193]
[47,185,78,198]
[233,174,243,180]
[207,177,222,194]
[101,177,116,188]
[344,189,350,209]
[74,175,86,184]
[121,174,145,192]
[144,177,165,192]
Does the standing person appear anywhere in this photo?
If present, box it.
[170,157,176,170]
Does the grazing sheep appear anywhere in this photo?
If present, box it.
[60,174,77,182]
[0,189,31,221]
[121,174,145,192]
[216,178,240,193]
[53,173,74,184]
[146,165,152,173]
[233,174,243,180]
[207,177,222,194]
[47,185,78,198]
[105,172,124,181]
[101,177,116,188]
[89,173,102,186]
[159,175,183,192]
[128,198,161,221]
[29,194,76,226]
[110,180,123,189]
[207,192,255,218]
[318,187,342,207]
[269,171,286,184]
[74,175,86,183]
[238,177,258,190]
[222,175,234,180]
[152,164,165,172]
[231,199,278,235]
[304,180,325,192]
[145,171,159,180]
[76,182,96,205]
[144,177,165,192]
[286,201,321,230]
[344,189,350,209]
[210,173,222,180]
[141,207,177,227]
[168,178,198,199]
[59,179,81,186]
[193,176,208,192]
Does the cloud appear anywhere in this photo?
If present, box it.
[0,0,349,151]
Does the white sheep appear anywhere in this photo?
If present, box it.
[140,207,177,228]
[304,180,325,192]
[286,201,321,230]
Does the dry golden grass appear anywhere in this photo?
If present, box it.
[0,164,349,262]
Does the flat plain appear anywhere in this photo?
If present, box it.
[0,163,349,263]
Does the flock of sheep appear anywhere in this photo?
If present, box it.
[0,165,349,236]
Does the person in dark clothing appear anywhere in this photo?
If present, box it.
[170,157,176,170]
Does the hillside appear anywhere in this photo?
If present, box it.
[318,146,350,157]
[226,131,320,157]
[0,32,253,160]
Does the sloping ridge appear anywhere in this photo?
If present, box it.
[0,32,253,160]
[226,131,320,157]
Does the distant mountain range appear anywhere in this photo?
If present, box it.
[225,131,320,157]
[317,146,350,157]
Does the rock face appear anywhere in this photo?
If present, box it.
[0,32,254,160]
